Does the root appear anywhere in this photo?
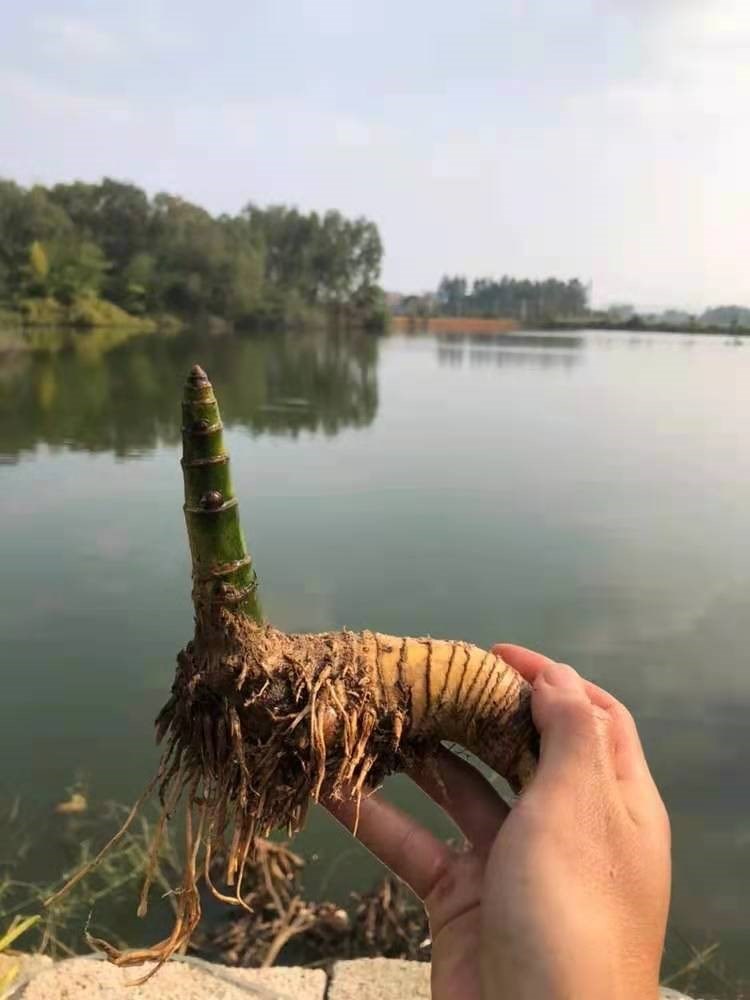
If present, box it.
[196,839,430,967]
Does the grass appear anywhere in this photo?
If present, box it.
[0,791,182,963]
[0,793,744,998]
[0,915,41,997]
[663,929,745,999]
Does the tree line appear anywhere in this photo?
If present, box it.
[0,178,387,330]
[435,275,588,321]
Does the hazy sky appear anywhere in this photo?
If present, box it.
[1,0,748,309]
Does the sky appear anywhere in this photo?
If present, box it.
[1,0,749,311]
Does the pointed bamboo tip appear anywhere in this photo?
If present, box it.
[189,364,208,381]
[186,364,211,391]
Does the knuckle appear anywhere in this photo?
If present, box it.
[557,694,597,731]
[422,851,459,906]
[610,699,636,732]
[534,665,585,705]
[552,661,581,683]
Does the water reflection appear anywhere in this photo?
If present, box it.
[0,326,379,461]
[436,331,584,369]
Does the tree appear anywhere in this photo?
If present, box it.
[0,181,72,300]
[435,274,587,321]
[0,176,386,329]
[49,179,151,303]
[47,240,109,303]
[122,252,156,315]
[437,276,467,316]
[349,218,382,294]
[27,241,50,295]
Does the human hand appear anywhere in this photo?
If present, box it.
[323,644,671,1000]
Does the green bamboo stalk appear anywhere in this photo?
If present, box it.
[181,364,261,625]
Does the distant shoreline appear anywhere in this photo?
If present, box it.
[537,318,750,337]
[391,315,520,334]
[390,314,750,338]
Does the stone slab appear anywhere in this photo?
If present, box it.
[327,958,695,1000]
[18,956,326,1000]
[328,958,431,1000]
[12,954,698,1000]
[0,953,53,998]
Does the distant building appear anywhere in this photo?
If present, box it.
[387,291,437,317]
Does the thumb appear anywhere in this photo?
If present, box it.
[531,662,608,789]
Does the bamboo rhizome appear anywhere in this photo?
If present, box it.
[45,364,538,977]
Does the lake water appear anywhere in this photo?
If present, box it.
[1,325,748,992]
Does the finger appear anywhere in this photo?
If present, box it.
[569,675,652,785]
[530,662,611,789]
[495,647,635,791]
[577,678,667,831]
[322,790,453,901]
[499,646,622,719]
[498,646,644,779]
[409,746,510,858]
[492,643,557,684]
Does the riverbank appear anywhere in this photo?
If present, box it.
[539,317,750,337]
[391,315,520,334]
[5,296,166,332]
[1,297,388,336]
[389,313,750,338]
[3,954,698,999]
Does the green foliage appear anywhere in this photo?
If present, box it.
[354,284,390,332]
[121,251,156,314]
[27,241,49,291]
[0,177,386,330]
[0,307,21,331]
[47,240,109,304]
[17,297,65,325]
[0,181,72,300]
[435,276,467,315]
[18,295,156,331]
[66,296,157,331]
[0,793,184,962]
[49,179,150,272]
[0,914,41,953]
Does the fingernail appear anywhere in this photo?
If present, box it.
[541,662,580,689]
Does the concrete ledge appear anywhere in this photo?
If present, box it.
[11,954,697,999]
[327,959,696,1000]
[329,958,431,1000]
[18,957,326,1000]
[0,954,53,997]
